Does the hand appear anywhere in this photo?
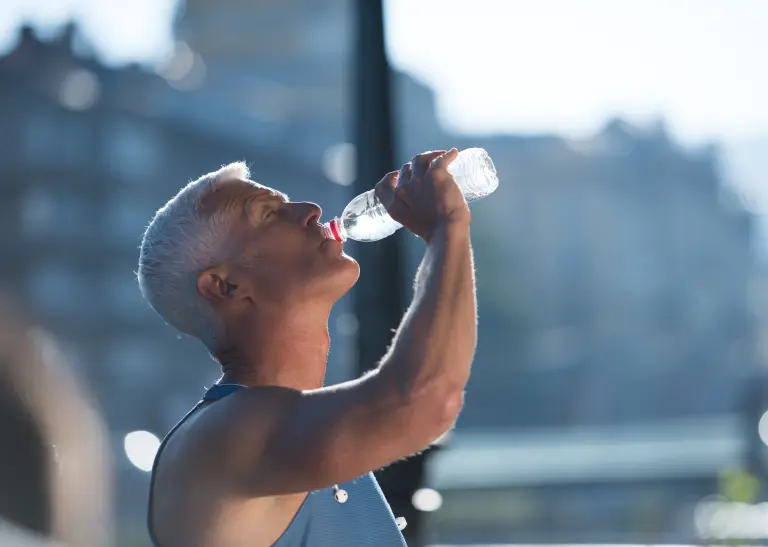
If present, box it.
[375,149,470,242]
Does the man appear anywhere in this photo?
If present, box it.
[138,148,477,546]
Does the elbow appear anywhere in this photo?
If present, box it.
[419,385,464,435]
[375,367,465,440]
[439,388,464,426]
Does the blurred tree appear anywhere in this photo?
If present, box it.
[718,467,760,503]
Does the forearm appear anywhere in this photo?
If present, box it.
[378,219,477,401]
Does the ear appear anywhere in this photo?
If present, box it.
[197,266,241,303]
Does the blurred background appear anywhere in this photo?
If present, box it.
[0,0,766,545]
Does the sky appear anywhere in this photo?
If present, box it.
[383,0,767,145]
[0,0,765,146]
[0,0,177,62]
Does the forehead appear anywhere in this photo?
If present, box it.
[196,178,288,217]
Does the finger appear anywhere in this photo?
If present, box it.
[374,170,399,203]
[411,150,446,179]
[431,148,459,171]
[397,162,412,186]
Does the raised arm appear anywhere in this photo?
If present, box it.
[206,150,477,496]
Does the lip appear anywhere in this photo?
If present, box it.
[321,238,342,249]
[316,222,340,248]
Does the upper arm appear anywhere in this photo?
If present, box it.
[202,371,461,497]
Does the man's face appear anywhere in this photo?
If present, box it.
[201,179,359,309]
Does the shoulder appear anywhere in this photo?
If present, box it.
[159,386,300,480]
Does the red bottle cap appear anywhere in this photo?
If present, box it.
[322,218,345,242]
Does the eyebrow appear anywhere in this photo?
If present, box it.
[251,189,289,206]
[197,181,288,218]
[271,190,290,202]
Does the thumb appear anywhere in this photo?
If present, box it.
[431,148,459,170]
[374,170,399,205]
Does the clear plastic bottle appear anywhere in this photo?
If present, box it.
[322,148,498,242]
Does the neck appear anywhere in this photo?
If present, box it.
[216,304,331,391]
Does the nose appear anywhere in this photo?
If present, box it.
[295,202,322,227]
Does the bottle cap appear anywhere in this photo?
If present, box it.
[322,218,345,242]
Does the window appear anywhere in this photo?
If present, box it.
[63,118,91,165]
[104,337,161,388]
[27,264,87,317]
[103,195,154,245]
[21,187,92,240]
[104,119,160,182]
[23,110,60,163]
[301,14,349,59]
[102,268,151,321]
[20,188,53,237]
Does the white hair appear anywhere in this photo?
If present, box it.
[137,162,251,349]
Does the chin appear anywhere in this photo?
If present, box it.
[339,255,360,286]
[326,256,360,297]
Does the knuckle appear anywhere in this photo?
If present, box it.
[416,151,435,161]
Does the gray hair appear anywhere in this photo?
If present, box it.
[137,162,250,348]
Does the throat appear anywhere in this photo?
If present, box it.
[218,314,331,390]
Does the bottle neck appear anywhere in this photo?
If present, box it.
[325,218,346,242]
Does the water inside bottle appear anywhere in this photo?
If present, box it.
[322,147,498,242]
[339,191,401,242]
[446,147,498,202]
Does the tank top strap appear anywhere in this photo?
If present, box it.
[202,383,247,401]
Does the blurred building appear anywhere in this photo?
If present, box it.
[0,24,354,544]
[390,80,761,541]
[172,0,456,178]
[460,121,756,429]
[390,78,757,430]
[173,0,352,168]
[1,6,763,543]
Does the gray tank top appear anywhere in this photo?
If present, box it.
[148,384,408,547]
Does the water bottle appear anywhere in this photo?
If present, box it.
[322,148,498,242]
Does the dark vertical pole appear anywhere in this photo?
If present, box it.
[353,1,428,544]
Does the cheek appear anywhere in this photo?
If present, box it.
[254,244,321,283]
